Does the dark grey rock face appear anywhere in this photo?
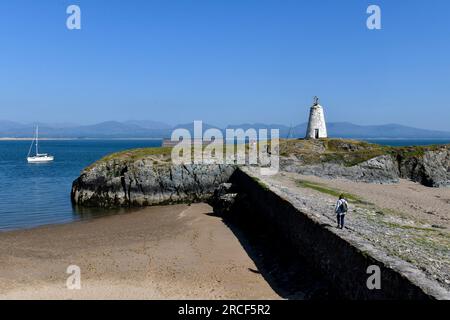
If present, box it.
[71,159,236,207]
[208,183,239,216]
[282,148,450,187]
[398,149,450,187]
[281,155,400,184]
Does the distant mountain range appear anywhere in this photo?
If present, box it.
[1,120,450,139]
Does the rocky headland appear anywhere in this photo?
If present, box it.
[71,147,235,207]
[72,139,450,208]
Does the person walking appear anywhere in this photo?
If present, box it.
[335,194,348,229]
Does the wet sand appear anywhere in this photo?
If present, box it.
[0,203,280,299]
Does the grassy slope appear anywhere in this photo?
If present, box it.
[296,179,368,204]
[85,138,449,170]
[279,138,448,167]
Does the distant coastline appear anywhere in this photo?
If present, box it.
[1,120,450,140]
[1,137,449,144]
[0,137,164,141]
[362,137,450,140]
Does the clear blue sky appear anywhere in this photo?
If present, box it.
[1,0,449,130]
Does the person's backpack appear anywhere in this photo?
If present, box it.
[339,200,348,213]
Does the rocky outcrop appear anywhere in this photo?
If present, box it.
[281,146,450,187]
[208,183,240,216]
[281,155,400,184]
[397,149,450,187]
[71,159,236,207]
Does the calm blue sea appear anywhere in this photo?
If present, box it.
[363,139,450,146]
[0,140,161,231]
[0,138,448,231]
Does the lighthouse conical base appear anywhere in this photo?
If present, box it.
[306,104,327,139]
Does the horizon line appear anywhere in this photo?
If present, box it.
[1,119,450,133]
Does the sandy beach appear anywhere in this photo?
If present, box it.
[0,203,280,300]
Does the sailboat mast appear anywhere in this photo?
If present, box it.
[36,125,39,155]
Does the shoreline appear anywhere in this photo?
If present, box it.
[0,138,164,141]
[1,137,450,141]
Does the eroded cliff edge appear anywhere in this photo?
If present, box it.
[71,148,235,207]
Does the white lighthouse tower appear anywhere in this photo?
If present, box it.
[306,96,328,139]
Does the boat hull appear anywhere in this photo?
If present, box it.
[27,156,54,163]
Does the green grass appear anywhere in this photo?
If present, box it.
[296,179,367,204]
[251,176,271,191]
[101,147,173,161]
[85,138,450,172]
[279,138,388,167]
[85,147,173,170]
[279,138,449,167]
[84,142,267,171]
[381,221,437,232]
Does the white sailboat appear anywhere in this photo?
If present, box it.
[27,125,54,163]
